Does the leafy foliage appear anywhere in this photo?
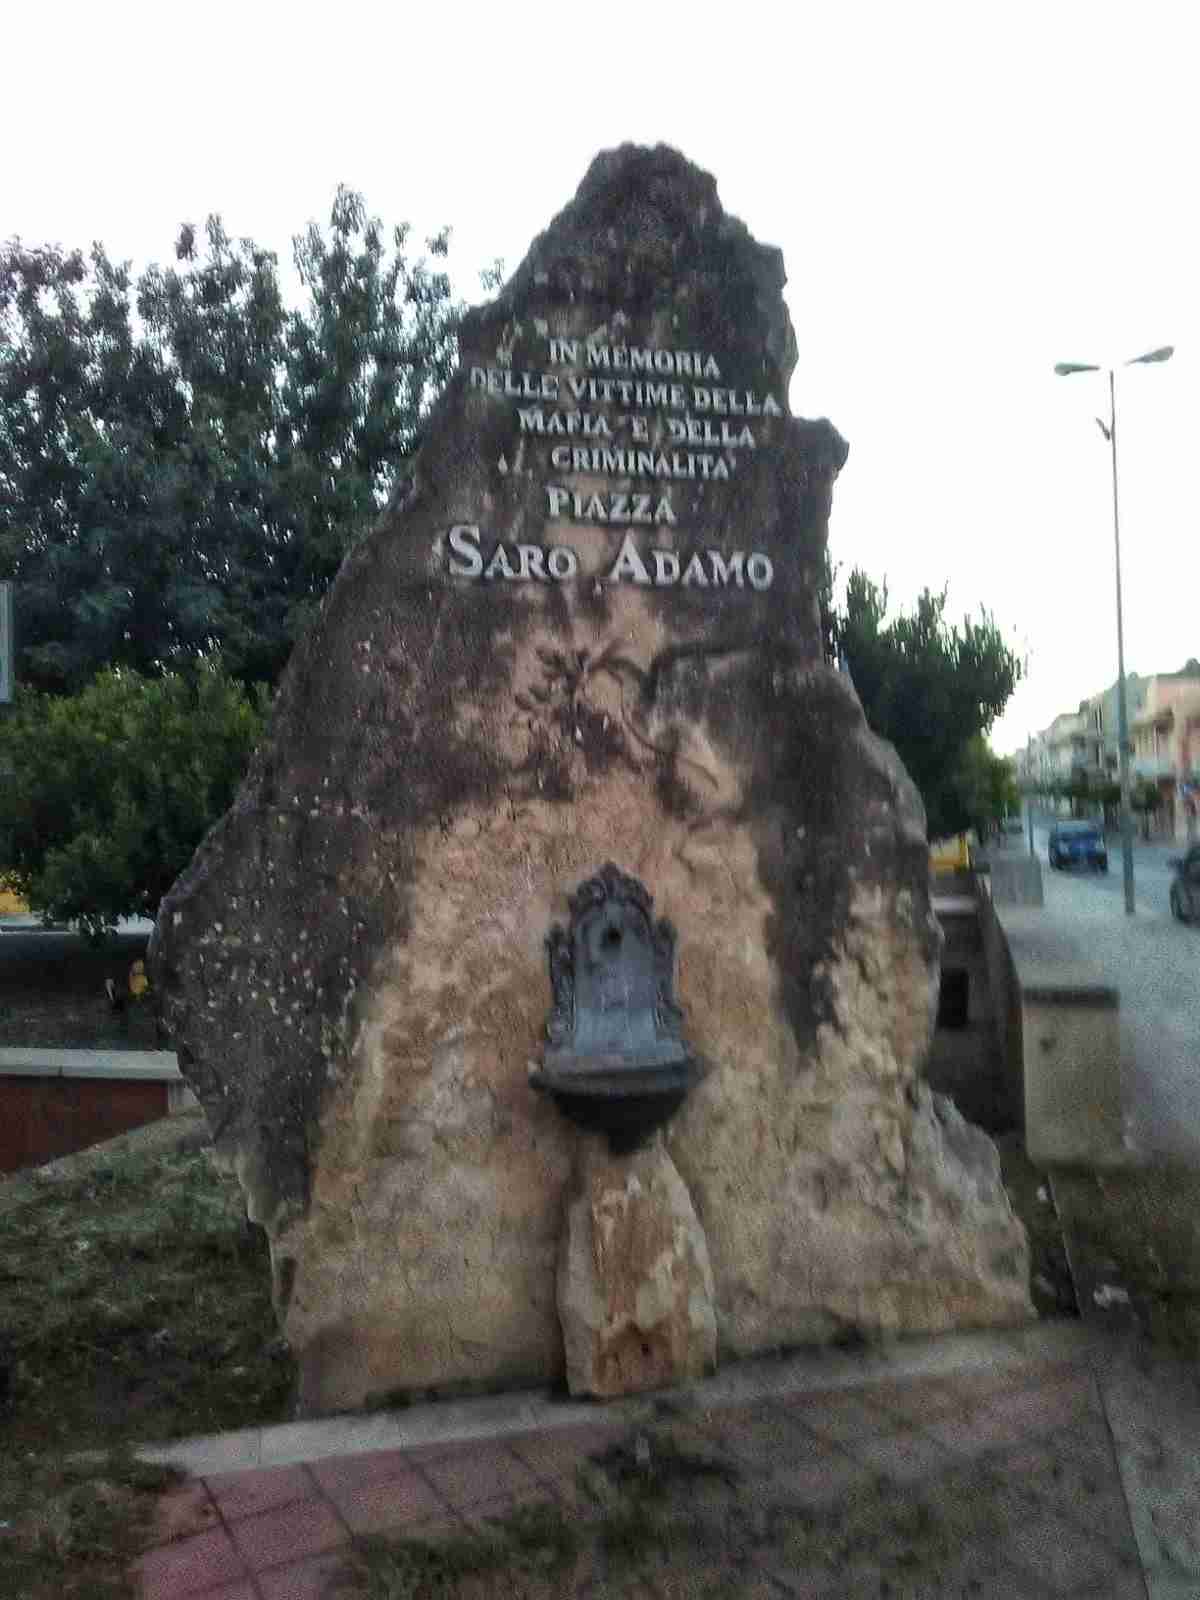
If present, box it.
[950,735,1019,839]
[826,567,1022,839]
[1034,769,1122,820]
[0,189,461,693]
[0,1449,181,1600]
[0,661,264,933]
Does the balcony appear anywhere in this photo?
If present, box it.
[1131,755,1176,781]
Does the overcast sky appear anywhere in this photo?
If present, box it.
[6,1,1196,753]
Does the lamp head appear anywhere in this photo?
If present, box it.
[1054,362,1103,376]
[1127,345,1174,366]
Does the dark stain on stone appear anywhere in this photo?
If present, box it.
[655,747,702,822]
[553,697,629,778]
[152,142,934,1262]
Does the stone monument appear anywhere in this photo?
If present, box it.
[153,145,1031,1412]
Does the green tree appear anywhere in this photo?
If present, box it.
[827,568,1022,839]
[0,189,462,694]
[951,736,1019,839]
[0,662,265,936]
[1130,776,1160,839]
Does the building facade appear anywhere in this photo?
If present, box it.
[1025,663,1200,842]
[1130,669,1200,841]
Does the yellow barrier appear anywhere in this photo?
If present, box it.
[929,834,971,872]
[0,879,29,914]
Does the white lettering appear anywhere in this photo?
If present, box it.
[606,532,653,585]
[652,550,681,586]
[747,553,774,590]
[578,344,723,381]
[547,546,578,580]
[669,416,756,449]
[443,530,769,589]
[483,544,517,581]
[516,544,547,581]
[447,524,484,578]
[708,550,745,587]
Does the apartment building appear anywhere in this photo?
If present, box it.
[1130,667,1200,840]
[1024,663,1200,842]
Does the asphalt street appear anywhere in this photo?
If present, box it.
[1036,823,1182,917]
[1021,819,1200,1166]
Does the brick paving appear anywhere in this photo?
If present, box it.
[133,1350,1152,1599]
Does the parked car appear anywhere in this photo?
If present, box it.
[1168,846,1200,923]
[1047,820,1108,872]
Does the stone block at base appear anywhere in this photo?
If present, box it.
[559,1136,716,1398]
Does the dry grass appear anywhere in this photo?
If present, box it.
[0,1449,183,1600]
[0,1137,295,1598]
[341,1426,1017,1600]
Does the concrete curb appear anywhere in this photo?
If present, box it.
[0,1048,181,1079]
[134,1321,1102,1477]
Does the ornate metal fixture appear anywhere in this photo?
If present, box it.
[530,863,704,1150]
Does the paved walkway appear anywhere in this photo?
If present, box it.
[131,1323,1200,1599]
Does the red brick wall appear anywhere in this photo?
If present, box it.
[0,1077,169,1174]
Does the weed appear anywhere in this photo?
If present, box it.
[0,1448,182,1600]
[344,1501,580,1599]
[0,1146,294,1455]
[0,1139,294,1598]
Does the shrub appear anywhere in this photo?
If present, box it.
[0,661,265,936]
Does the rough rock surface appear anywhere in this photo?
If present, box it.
[153,144,1032,1414]
[558,1136,716,1397]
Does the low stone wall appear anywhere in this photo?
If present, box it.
[987,855,1044,908]
[0,1050,196,1173]
[976,888,1127,1168]
[927,893,1019,1134]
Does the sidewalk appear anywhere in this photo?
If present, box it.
[131,1322,1200,1600]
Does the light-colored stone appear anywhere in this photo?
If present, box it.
[157,146,1035,1414]
[558,1136,716,1397]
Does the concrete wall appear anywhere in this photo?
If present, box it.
[977,889,1126,1168]
[927,892,1021,1134]
[0,1051,196,1173]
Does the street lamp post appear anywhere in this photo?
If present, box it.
[1054,346,1173,916]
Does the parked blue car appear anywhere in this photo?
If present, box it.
[1047,820,1108,872]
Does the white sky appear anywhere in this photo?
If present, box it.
[5,1,1197,754]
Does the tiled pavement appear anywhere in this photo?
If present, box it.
[133,1325,1199,1599]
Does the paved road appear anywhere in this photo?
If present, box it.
[1028,820,1183,919]
[1006,822,1199,1166]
